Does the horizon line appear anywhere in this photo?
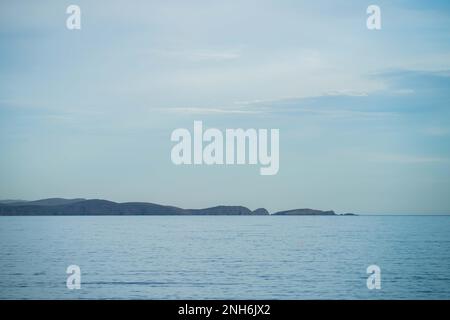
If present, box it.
[1,197,449,216]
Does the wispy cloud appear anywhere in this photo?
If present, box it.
[324,90,369,97]
[370,153,449,164]
[143,48,240,62]
[290,107,396,119]
[189,51,240,61]
[423,126,450,136]
[163,107,260,115]
[162,90,398,119]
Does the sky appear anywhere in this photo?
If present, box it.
[1,0,450,214]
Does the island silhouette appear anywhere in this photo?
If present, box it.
[0,198,355,216]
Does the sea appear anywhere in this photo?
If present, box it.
[0,215,449,299]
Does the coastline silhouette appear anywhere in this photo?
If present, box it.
[0,198,355,216]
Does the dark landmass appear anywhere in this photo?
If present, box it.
[273,208,336,216]
[0,198,354,216]
[0,199,28,205]
[3,198,87,206]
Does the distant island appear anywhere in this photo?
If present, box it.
[0,198,356,216]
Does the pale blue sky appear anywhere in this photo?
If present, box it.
[1,0,450,213]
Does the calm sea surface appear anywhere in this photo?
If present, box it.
[0,216,449,299]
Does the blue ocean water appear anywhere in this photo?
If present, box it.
[0,215,449,299]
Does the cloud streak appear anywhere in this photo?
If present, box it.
[163,107,261,115]
[370,153,449,164]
